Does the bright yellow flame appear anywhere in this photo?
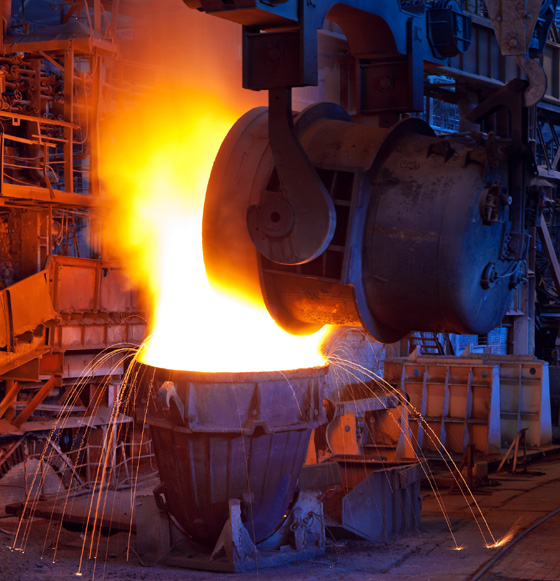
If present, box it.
[485,522,519,549]
[100,89,327,373]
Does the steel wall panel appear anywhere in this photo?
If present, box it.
[99,268,134,312]
[54,262,97,312]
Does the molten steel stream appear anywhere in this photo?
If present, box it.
[100,89,327,373]
[139,213,328,372]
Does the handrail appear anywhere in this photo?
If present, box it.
[0,110,79,130]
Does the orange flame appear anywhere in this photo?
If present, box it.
[137,209,328,372]
[99,35,328,372]
[485,522,520,549]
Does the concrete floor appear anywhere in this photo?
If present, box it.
[2,453,560,581]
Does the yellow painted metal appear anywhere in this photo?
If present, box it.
[326,412,361,456]
[384,355,552,456]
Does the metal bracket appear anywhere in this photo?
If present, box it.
[466,79,533,239]
[485,0,541,56]
[247,87,336,265]
[497,427,528,474]
[485,0,547,107]
[515,55,547,107]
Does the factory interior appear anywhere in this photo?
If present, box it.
[4,0,560,579]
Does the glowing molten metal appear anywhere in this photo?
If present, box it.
[100,91,327,373]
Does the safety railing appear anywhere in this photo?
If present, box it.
[0,113,86,195]
[23,438,157,499]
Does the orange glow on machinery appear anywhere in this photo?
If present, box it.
[99,89,328,372]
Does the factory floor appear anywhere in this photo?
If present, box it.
[2,452,560,581]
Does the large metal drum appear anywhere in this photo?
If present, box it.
[141,363,327,547]
[203,103,521,342]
